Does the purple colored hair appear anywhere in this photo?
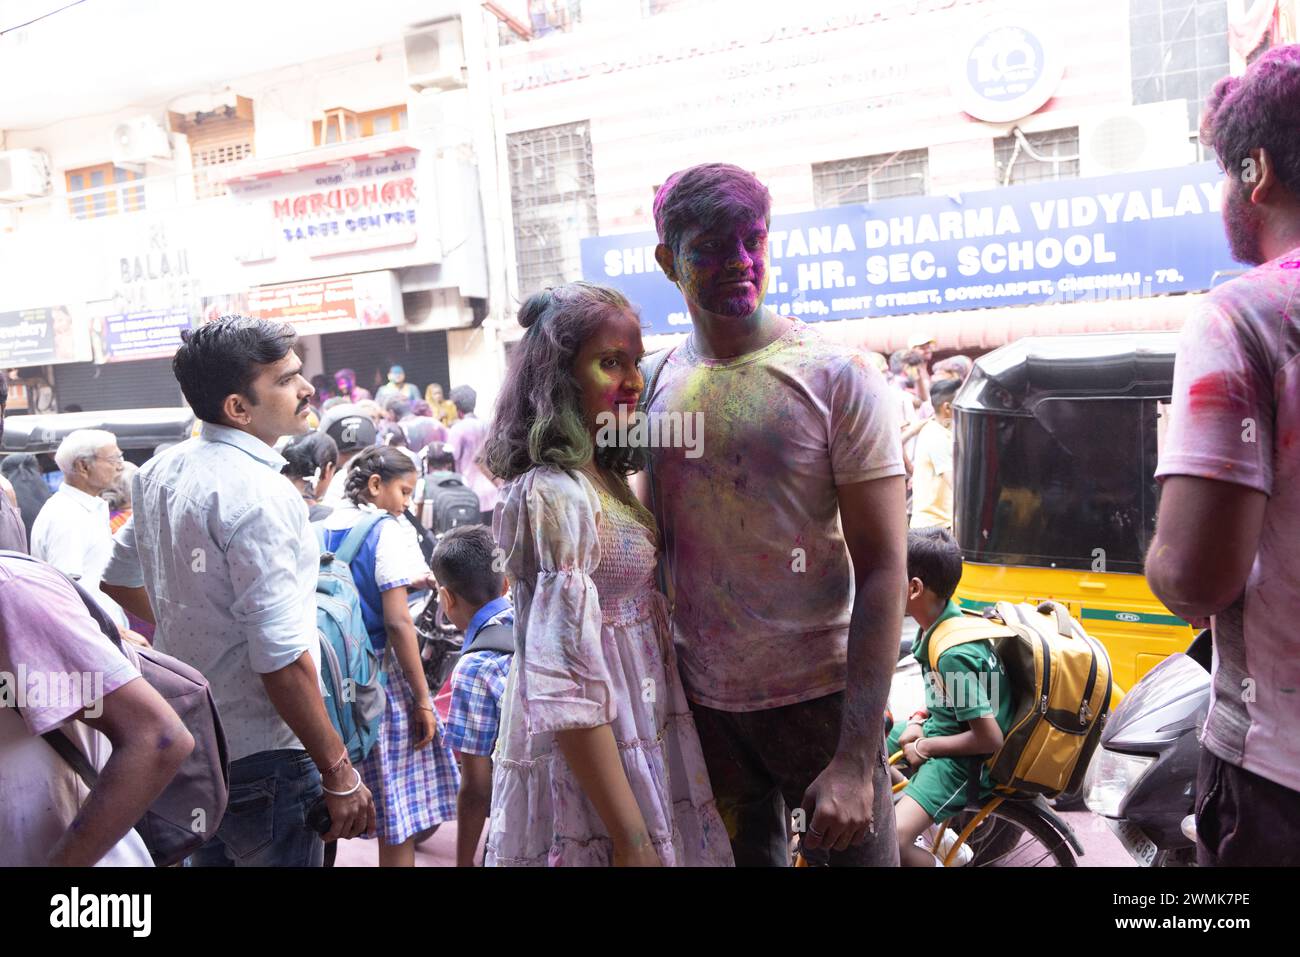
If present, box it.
[652,163,772,254]
[1200,44,1300,196]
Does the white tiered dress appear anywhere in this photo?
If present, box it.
[485,466,733,867]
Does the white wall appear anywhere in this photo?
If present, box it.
[446,322,505,422]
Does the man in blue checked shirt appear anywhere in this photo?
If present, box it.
[430,525,514,867]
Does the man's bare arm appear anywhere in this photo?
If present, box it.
[47,677,193,866]
[836,474,908,762]
[800,474,907,852]
[260,653,375,840]
[1146,475,1266,620]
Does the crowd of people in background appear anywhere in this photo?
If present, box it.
[865,338,973,533]
[0,331,504,867]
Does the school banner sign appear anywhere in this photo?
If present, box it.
[580,162,1239,335]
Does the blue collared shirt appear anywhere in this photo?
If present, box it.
[464,595,514,648]
[446,596,514,756]
[103,422,320,761]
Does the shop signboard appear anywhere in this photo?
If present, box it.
[201,270,404,337]
[0,305,91,367]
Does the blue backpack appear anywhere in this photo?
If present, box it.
[313,514,387,764]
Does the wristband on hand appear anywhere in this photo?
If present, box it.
[319,750,348,777]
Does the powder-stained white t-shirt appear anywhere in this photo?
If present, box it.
[1155,246,1300,792]
[0,555,152,866]
[646,319,904,712]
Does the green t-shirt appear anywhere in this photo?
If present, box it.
[913,600,1017,740]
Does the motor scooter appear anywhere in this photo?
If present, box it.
[1083,629,1211,866]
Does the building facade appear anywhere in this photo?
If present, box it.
[493,0,1299,356]
[3,0,1297,418]
[0,0,511,416]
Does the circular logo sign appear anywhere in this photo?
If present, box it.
[1115,612,1140,623]
[952,22,1064,123]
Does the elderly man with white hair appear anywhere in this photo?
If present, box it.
[29,429,128,627]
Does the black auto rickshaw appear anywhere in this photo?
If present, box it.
[0,406,197,480]
[952,331,1195,695]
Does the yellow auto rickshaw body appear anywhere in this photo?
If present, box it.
[954,562,1194,700]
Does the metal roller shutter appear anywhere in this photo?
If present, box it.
[321,326,450,400]
[53,359,184,411]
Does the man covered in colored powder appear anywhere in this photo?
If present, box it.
[1146,45,1300,866]
[374,364,421,407]
[333,367,372,403]
[641,163,906,866]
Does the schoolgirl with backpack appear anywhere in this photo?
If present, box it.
[314,447,460,866]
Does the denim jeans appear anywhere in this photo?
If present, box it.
[189,749,324,867]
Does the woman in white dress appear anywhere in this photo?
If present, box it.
[482,282,732,867]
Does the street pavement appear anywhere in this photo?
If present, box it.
[335,823,462,867]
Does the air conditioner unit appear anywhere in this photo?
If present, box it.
[112,116,174,166]
[404,17,467,92]
[403,287,475,330]
[1078,102,1194,176]
[0,149,51,202]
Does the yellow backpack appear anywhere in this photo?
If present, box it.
[928,600,1112,798]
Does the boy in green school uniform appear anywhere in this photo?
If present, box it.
[887,527,1017,866]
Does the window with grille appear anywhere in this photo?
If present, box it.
[65,164,145,220]
[191,138,253,200]
[994,128,1080,186]
[501,0,580,44]
[812,150,929,208]
[1129,0,1230,132]
[507,121,598,297]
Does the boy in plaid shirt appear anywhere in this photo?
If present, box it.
[431,525,514,867]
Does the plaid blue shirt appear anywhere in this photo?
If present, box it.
[446,650,510,756]
[445,599,514,756]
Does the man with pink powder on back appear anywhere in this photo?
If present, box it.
[639,163,906,866]
[1146,45,1300,866]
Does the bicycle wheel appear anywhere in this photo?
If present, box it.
[949,801,1076,867]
